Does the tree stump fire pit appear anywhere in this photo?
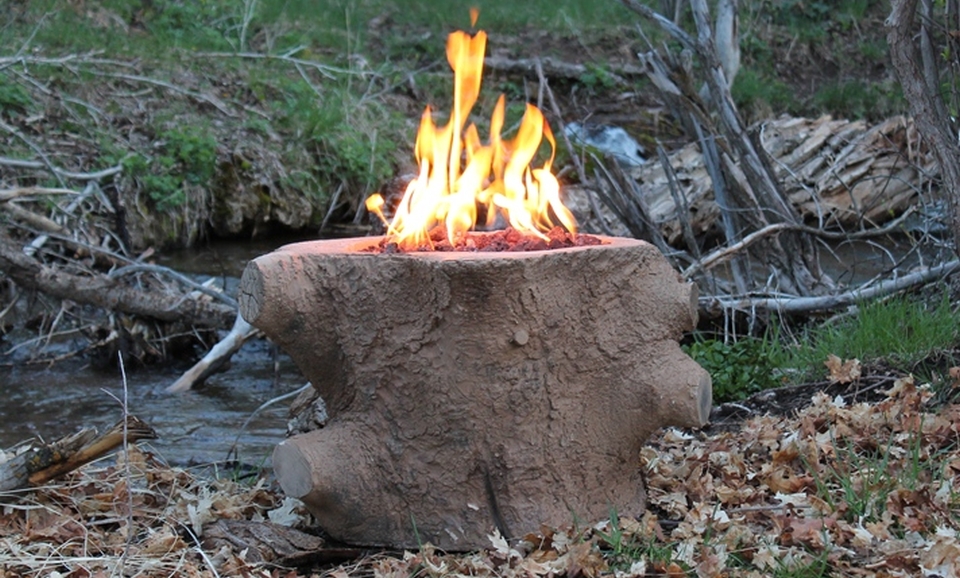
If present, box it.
[239,234,711,549]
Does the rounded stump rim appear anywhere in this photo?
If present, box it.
[273,234,645,260]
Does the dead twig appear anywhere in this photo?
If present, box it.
[167,314,259,393]
[485,56,644,85]
[108,264,238,308]
[0,230,236,329]
[704,258,960,314]
[0,187,79,202]
[194,50,352,79]
[2,202,70,236]
[0,119,66,188]
[0,415,157,493]
[684,206,920,279]
[98,72,235,117]
[0,156,124,181]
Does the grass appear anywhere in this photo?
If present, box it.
[687,294,960,402]
[0,0,641,247]
[790,294,960,379]
[2,0,634,56]
[735,0,903,120]
[684,329,790,402]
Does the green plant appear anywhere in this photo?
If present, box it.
[765,0,875,38]
[0,74,33,117]
[787,294,960,381]
[684,331,787,402]
[732,68,797,115]
[121,125,218,211]
[807,431,899,522]
[161,125,218,186]
[594,508,679,572]
[302,95,399,198]
[812,79,904,120]
[579,63,617,91]
[858,38,888,61]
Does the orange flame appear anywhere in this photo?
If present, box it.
[365,23,576,250]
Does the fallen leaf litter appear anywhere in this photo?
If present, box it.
[0,374,958,577]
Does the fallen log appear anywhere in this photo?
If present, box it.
[0,415,157,493]
[0,230,236,329]
[702,259,960,315]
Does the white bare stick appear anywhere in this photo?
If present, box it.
[194,51,350,79]
[0,187,79,202]
[0,156,123,181]
[108,264,238,308]
[99,73,235,117]
[706,259,960,314]
[166,314,260,393]
[0,120,66,188]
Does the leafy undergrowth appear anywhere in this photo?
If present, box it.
[2,377,959,576]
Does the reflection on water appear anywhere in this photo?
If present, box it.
[0,328,304,467]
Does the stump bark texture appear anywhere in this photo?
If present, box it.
[239,235,711,549]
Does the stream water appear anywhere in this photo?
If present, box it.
[0,237,316,468]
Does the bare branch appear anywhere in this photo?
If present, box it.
[0,231,235,329]
[0,156,123,181]
[705,259,960,315]
[0,187,79,202]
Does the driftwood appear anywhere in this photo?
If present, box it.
[704,259,960,315]
[0,415,157,493]
[618,0,832,297]
[166,314,259,393]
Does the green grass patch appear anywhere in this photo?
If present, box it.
[3,0,633,57]
[790,295,960,378]
[812,79,905,121]
[688,295,960,401]
[732,68,798,116]
[765,0,878,39]
[0,74,34,117]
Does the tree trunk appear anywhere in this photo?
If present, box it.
[887,0,960,256]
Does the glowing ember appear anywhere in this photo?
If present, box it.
[365,12,576,251]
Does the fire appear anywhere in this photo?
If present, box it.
[365,17,576,250]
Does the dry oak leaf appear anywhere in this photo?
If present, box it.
[921,527,960,577]
[825,354,861,384]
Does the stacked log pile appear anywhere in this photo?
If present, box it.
[607,115,936,244]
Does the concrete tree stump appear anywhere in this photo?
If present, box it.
[239,235,711,550]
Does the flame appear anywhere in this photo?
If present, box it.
[365,22,576,250]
